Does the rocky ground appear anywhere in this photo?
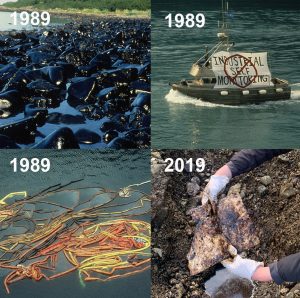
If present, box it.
[0,17,150,149]
[152,150,300,298]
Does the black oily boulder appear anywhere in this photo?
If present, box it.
[90,53,112,69]
[55,62,75,79]
[32,127,79,149]
[27,79,60,98]
[0,64,18,84]
[96,87,117,103]
[103,130,118,143]
[27,51,56,65]
[0,116,38,144]
[107,137,136,149]
[0,90,23,110]
[4,70,29,91]
[40,66,64,86]
[25,69,43,81]
[130,79,150,92]
[75,128,101,144]
[0,134,20,148]
[24,104,48,127]
[100,120,122,132]
[131,92,150,109]
[66,77,96,105]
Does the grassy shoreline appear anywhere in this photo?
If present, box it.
[0,5,150,19]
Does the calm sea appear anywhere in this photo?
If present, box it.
[152,0,300,148]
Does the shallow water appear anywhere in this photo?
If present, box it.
[0,150,150,297]
[152,1,300,148]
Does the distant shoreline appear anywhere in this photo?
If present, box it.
[0,5,150,19]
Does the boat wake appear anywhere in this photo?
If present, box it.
[165,89,300,109]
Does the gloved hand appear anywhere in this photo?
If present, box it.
[201,175,230,205]
[222,255,264,280]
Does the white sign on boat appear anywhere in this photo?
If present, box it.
[211,51,273,89]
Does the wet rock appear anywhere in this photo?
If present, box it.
[103,130,118,143]
[0,19,150,148]
[96,86,117,103]
[0,90,23,117]
[0,63,18,84]
[0,116,37,144]
[131,92,150,110]
[24,104,48,126]
[100,120,122,132]
[27,79,60,98]
[107,137,136,149]
[27,51,56,64]
[0,134,20,148]
[40,66,64,86]
[66,77,96,105]
[32,127,79,149]
[75,128,101,144]
[260,176,272,186]
[90,53,111,69]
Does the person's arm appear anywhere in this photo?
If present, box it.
[201,150,291,204]
[252,266,272,282]
[227,149,291,178]
[223,253,300,284]
[268,252,300,284]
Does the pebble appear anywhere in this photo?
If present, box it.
[153,248,163,258]
[260,175,272,186]
[280,182,297,199]
[187,182,200,196]
[257,185,268,196]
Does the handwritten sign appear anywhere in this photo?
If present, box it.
[212,51,273,89]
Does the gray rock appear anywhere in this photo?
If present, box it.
[280,288,289,295]
[187,182,200,196]
[152,151,162,159]
[191,176,200,185]
[260,176,272,186]
[280,182,297,199]
[258,185,268,196]
[153,248,163,258]
[286,292,294,298]
[174,283,185,298]
[228,183,241,196]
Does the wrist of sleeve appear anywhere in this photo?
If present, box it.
[226,161,238,178]
[269,262,284,285]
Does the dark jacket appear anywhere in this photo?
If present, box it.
[227,149,291,178]
[227,149,299,284]
[269,252,300,284]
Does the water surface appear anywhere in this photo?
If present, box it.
[0,150,150,298]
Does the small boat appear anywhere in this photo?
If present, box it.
[170,1,291,105]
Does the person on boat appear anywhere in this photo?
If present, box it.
[202,149,300,284]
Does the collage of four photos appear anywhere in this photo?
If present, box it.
[0,0,299,297]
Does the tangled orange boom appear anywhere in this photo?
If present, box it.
[0,184,150,294]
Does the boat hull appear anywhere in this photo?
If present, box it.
[171,82,292,105]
